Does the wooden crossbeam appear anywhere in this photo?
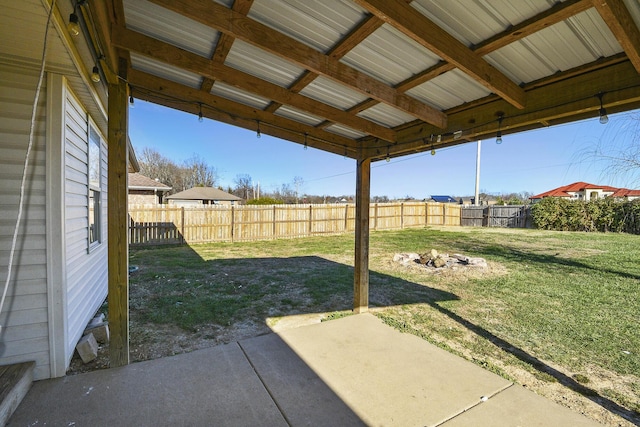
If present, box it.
[147,0,447,128]
[112,27,397,142]
[354,0,526,109]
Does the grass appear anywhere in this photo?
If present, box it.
[128,226,639,421]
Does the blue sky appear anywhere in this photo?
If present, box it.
[129,100,639,199]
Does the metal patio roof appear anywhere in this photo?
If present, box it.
[92,0,640,160]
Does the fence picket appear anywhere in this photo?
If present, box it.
[127,202,462,246]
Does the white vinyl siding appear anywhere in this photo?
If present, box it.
[0,64,50,380]
[64,90,108,364]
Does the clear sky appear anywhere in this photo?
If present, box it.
[129,100,639,199]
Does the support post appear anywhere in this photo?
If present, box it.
[108,79,130,367]
[353,152,371,313]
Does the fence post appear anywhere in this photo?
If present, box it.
[308,205,313,236]
[425,202,429,226]
[400,202,404,229]
[374,203,378,230]
[443,203,447,225]
[231,205,235,243]
[344,204,349,231]
[273,205,276,238]
[180,207,185,244]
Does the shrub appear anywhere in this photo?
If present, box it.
[531,197,640,234]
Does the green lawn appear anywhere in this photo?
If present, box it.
[129,227,639,422]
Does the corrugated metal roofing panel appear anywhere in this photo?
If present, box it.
[626,0,640,28]
[124,0,219,58]
[324,124,367,140]
[248,0,368,53]
[484,9,622,84]
[407,69,491,110]
[274,106,325,127]
[210,82,272,110]
[225,40,305,88]
[130,53,202,89]
[357,103,416,128]
[341,24,442,86]
[299,76,368,110]
[410,0,558,47]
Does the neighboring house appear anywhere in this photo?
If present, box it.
[530,182,640,202]
[128,173,171,205]
[0,3,138,380]
[430,195,459,203]
[166,187,243,206]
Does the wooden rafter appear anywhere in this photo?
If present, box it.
[265,14,384,114]
[112,27,397,142]
[200,0,254,93]
[127,69,358,156]
[593,0,640,73]
[354,0,526,109]
[147,0,447,128]
[342,0,593,118]
[372,60,640,160]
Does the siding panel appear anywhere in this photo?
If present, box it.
[0,64,49,379]
[63,89,109,364]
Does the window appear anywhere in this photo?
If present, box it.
[88,126,101,248]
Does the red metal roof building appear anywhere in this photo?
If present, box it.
[530,182,640,202]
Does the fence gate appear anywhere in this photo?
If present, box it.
[488,205,531,228]
[460,206,487,227]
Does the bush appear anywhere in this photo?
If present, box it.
[531,197,640,234]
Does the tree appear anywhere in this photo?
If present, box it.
[138,147,181,193]
[181,154,218,189]
[233,174,253,200]
[580,113,640,187]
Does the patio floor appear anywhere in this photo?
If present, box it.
[9,313,600,426]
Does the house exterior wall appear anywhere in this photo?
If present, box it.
[63,84,108,368]
[0,64,51,380]
[129,190,161,205]
[0,65,108,380]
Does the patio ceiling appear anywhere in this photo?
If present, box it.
[89,0,640,161]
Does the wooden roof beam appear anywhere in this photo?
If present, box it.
[265,14,384,114]
[354,0,526,109]
[200,0,254,93]
[112,27,397,142]
[128,69,358,157]
[372,60,640,159]
[593,0,640,73]
[147,0,446,128]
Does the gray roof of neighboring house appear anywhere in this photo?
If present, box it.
[165,187,242,201]
[128,173,172,191]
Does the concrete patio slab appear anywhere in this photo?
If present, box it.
[9,312,602,426]
[274,313,513,426]
[8,343,287,427]
[444,382,600,427]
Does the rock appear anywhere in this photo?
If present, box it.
[393,253,420,265]
[466,257,487,268]
[430,249,439,259]
[84,322,110,344]
[76,333,99,363]
[433,257,447,268]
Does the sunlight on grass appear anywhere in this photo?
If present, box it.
[129,226,639,420]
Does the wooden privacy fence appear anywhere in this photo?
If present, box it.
[129,202,461,245]
[461,205,532,228]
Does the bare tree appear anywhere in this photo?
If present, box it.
[579,113,640,187]
[181,154,218,189]
[138,147,181,193]
[233,174,253,200]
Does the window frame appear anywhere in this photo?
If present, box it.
[87,123,102,251]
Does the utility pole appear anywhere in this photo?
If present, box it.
[475,140,481,206]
